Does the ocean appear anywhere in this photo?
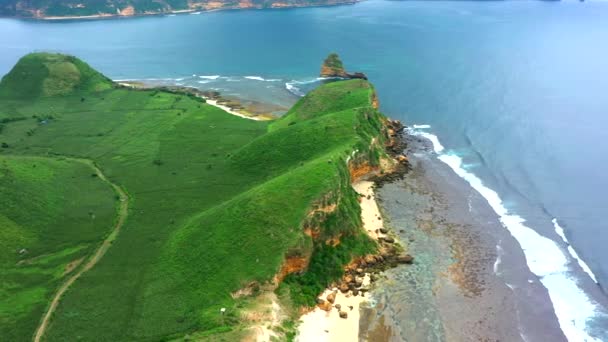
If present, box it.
[1,1,607,340]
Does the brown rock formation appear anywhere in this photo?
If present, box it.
[320,53,367,80]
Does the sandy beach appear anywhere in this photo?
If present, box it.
[295,181,385,341]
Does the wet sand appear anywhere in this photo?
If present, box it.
[360,135,567,342]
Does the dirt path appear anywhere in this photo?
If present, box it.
[33,159,129,342]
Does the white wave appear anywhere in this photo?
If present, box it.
[552,219,599,284]
[285,82,305,97]
[409,126,602,342]
[245,76,265,81]
[190,11,201,15]
[407,125,444,153]
[197,80,212,84]
[494,244,504,274]
[199,75,220,80]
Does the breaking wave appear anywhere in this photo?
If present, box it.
[408,124,603,342]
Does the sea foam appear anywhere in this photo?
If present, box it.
[199,75,220,80]
[552,219,599,284]
[409,125,602,342]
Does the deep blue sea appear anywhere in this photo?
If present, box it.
[1,1,607,339]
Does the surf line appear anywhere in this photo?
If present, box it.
[407,125,603,342]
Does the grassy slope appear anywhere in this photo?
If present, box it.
[0,156,117,342]
[0,53,385,340]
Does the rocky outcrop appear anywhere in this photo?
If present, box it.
[320,53,368,80]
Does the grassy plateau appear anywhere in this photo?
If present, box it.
[0,53,391,341]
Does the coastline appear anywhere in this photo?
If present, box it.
[357,130,570,342]
[295,181,389,341]
[117,81,273,121]
[4,1,359,21]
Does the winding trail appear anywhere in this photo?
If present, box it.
[33,159,129,342]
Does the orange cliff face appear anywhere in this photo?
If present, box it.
[119,5,134,16]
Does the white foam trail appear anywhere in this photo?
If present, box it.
[245,76,265,81]
[285,82,305,97]
[409,125,602,342]
[190,11,201,15]
[494,244,504,274]
[552,219,599,284]
[199,75,220,80]
[407,126,444,153]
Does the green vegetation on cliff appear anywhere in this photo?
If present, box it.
[0,53,388,341]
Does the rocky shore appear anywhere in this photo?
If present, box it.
[295,118,413,341]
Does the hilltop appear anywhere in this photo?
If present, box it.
[0,0,359,19]
[0,53,112,99]
[0,53,407,341]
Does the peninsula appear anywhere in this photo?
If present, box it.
[0,0,359,19]
[0,52,409,341]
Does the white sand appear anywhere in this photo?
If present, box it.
[203,98,265,121]
[296,181,382,342]
[353,180,386,240]
[296,276,371,342]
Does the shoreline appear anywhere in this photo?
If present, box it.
[117,81,273,121]
[3,1,359,21]
[357,130,569,342]
[295,181,389,341]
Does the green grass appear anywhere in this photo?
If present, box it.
[0,155,117,342]
[0,53,388,341]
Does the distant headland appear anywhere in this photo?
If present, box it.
[0,0,360,20]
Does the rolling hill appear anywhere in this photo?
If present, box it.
[0,52,396,341]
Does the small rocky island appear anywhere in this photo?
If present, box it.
[320,53,368,80]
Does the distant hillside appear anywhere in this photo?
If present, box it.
[0,0,358,18]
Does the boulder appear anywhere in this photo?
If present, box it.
[339,311,348,319]
[339,283,350,293]
[379,228,388,234]
[397,254,414,264]
[356,268,364,275]
[364,255,377,265]
[318,301,332,311]
[381,236,395,243]
[335,304,341,310]
[326,291,337,304]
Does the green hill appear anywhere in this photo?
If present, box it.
[0,53,394,341]
[0,53,112,99]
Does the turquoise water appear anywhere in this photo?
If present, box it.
[1,1,608,339]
